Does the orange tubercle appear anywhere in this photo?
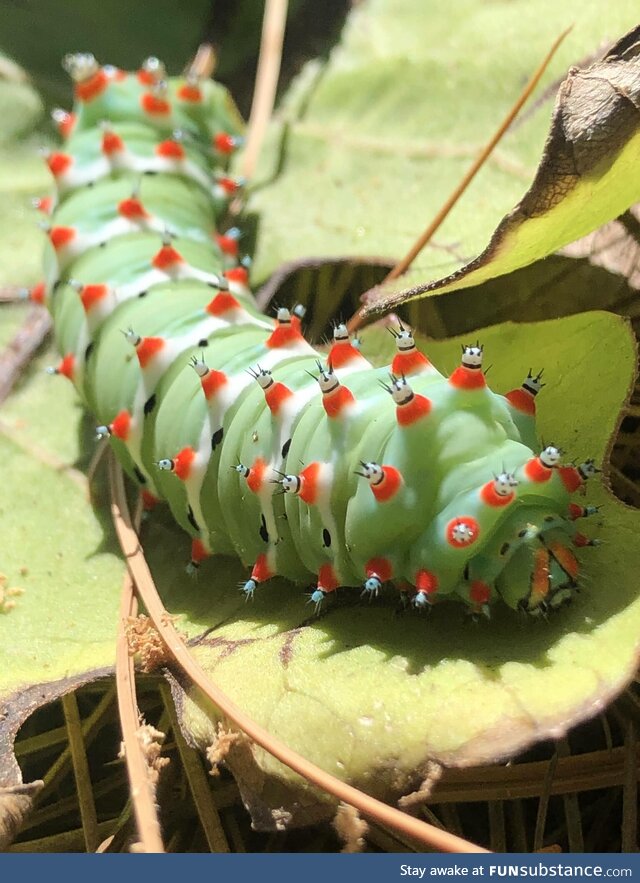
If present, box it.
[396,394,431,427]
[505,388,536,416]
[214,132,237,154]
[75,69,109,101]
[480,481,515,508]
[371,466,403,502]
[80,284,109,312]
[152,244,184,271]
[110,410,132,441]
[141,490,160,511]
[33,196,53,214]
[118,197,149,221]
[558,465,583,493]
[251,553,274,583]
[218,178,240,196]
[224,267,249,286]
[264,381,294,415]
[156,140,185,160]
[415,569,438,596]
[523,457,552,483]
[265,323,304,348]
[201,369,228,400]
[55,111,76,139]
[49,226,76,250]
[446,517,480,548]
[299,462,322,505]
[392,349,431,376]
[216,234,239,257]
[173,447,196,481]
[191,538,209,563]
[469,580,491,605]
[448,366,486,390]
[135,336,165,369]
[30,282,46,305]
[57,353,76,381]
[328,341,364,368]
[206,292,242,316]
[101,131,125,155]
[141,93,171,116]
[47,153,72,178]
[323,385,355,419]
[247,458,268,494]
[178,83,202,102]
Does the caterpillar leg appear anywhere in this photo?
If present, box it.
[240,552,275,600]
[186,538,210,576]
[308,563,340,612]
[360,557,393,599]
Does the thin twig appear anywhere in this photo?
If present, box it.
[114,492,165,853]
[186,44,217,80]
[346,26,572,334]
[240,0,289,181]
[108,457,487,854]
[61,693,100,852]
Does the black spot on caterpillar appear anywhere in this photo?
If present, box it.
[211,428,224,451]
[39,53,599,616]
[187,505,200,533]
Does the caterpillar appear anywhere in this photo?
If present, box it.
[34,52,601,618]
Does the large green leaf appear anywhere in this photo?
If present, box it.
[0,306,123,785]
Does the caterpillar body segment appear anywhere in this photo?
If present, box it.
[41,55,599,615]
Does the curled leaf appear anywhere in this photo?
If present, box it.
[366,26,640,314]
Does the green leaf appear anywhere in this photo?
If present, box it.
[160,311,638,826]
[0,309,123,784]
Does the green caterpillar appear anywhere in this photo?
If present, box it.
[34,53,601,617]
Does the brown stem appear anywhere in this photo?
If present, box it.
[114,489,165,853]
[240,0,289,181]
